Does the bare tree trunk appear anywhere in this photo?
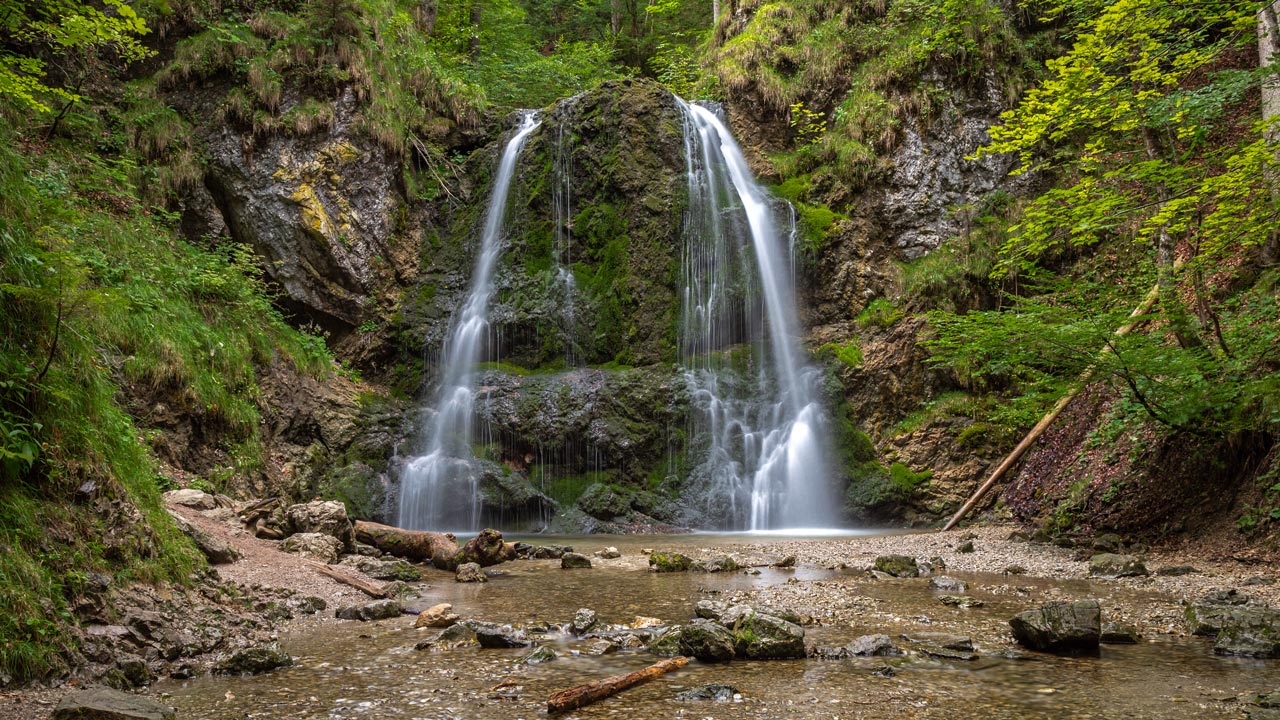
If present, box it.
[1260,1,1280,265]
[610,0,621,35]
[416,0,437,34]
[469,1,482,56]
[547,657,689,713]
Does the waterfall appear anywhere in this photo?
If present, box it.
[397,112,541,532]
[677,100,836,530]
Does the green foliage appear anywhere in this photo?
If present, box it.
[0,120,334,681]
[856,298,903,328]
[1,0,151,113]
[819,340,863,368]
[898,191,1017,311]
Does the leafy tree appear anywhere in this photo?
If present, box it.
[1,0,151,115]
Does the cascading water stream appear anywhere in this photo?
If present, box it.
[397,112,541,532]
[678,100,835,530]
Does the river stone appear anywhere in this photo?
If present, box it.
[521,646,557,664]
[288,596,327,615]
[595,546,621,559]
[1091,533,1125,553]
[675,684,740,702]
[455,562,487,583]
[1213,606,1280,658]
[873,555,918,578]
[648,625,685,656]
[570,608,598,635]
[773,555,797,568]
[692,555,740,573]
[1088,553,1149,578]
[940,595,984,608]
[679,619,737,661]
[415,623,477,651]
[632,616,663,629]
[473,623,531,648]
[353,542,382,557]
[1185,589,1256,636]
[649,551,694,572]
[52,687,176,720]
[849,633,900,656]
[585,638,619,655]
[731,611,806,659]
[1100,623,1140,644]
[335,599,402,621]
[415,603,459,629]
[561,552,592,569]
[454,528,508,568]
[809,645,852,659]
[215,645,292,675]
[956,540,975,553]
[929,576,968,593]
[917,556,947,576]
[280,532,343,564]
[1009,600,1102,653]
[285,500,354,550]
[164,488,218,511]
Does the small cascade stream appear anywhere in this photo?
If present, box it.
[677,100,835,530]
[397,112,541,532]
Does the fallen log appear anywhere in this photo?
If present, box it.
[309,562,388,598]
[546,656,689,714]
[354,520,459,566]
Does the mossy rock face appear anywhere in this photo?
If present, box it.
[678,620,737,662]
[649,551,695,572]
[873,554,919,578]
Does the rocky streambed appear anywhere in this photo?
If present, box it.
[97,527,1272,720]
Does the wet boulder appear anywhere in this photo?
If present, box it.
[561,552,593,569]
[215,645,293,675]
[415,623,477,651]
[1100,623,1141,644]
[694,600,728,622]
[595,546,622,559]
[286,500,355,550]
[335,599,402,621]
[1088,553,1148,578]
[473,623,531,648]
[455,562,487,583]
[1214,606,1280,658]
[679,619,738,662]
[521,646,557,664]
[730,610,806,659]
[929,576,968,593]
[873,555,918,578]
[848,633,900,656]
[280,532,343,564]
[648,625,685,656]
[649,551,694,572]
[453,528,509,568]
[1010,600,1101,653]
[52,687,176,720]
[1185,589,1257,636]
[570,608,598,636]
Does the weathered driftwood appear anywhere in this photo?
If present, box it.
[309,562,388,598]
[353,520,459,565]
[942,281,1165,531]
[546,656,689,714]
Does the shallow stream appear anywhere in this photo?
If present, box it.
[159,533,1275,719]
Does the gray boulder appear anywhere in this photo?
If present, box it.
[1088,553,1148,578]
[694,600,728,622]
[848,633,900,656]
[570,608,598,635]
[163,488,218,511]
[286,500,355,550]
[52,687,175,720]
[280,532,343,564]
[691,555,740,573]
[1010,600,1102,653]
[873,555,918,578]
[335,599,402,621]
[521,646,557,664]
[340,555,422,581]
[1185,589,1257,636]
[730,610,806,659]
[648,625,685,656]
[1214,606,1280,658]
[415,623,477,651]
[928,576,968,593]
[166,510,240,564]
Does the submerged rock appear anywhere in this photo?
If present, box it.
[675,684,740,702]
[1088,553,1148,578]
[1100,623,1140,644]
[521,646,557,664]
[52,687,176,720]
[904,632,976,660]
[939,595,984,608]
[928,576,968,593]
[1009,600,1101,653]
